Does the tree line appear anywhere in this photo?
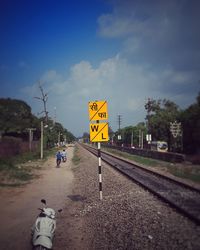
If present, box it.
[0,98,76,149]
[82,93,200,154]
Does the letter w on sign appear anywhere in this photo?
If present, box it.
[89,123,109,142]
[91,124,99,132]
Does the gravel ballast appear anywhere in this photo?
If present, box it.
[56,143,200,250]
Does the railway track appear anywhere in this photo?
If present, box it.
[81,143,200,225]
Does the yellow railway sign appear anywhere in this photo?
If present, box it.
[88,100,108,121]
[89,122,109,142]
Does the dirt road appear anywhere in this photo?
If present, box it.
[1,144,200,250]
[0,147,74,250]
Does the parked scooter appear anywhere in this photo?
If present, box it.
[31,199,62,250]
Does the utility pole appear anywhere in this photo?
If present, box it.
[145,98,152,147]
[54,107,57,125]
[26,128,36,151]
[139,130,141,148]
[141,130,143,149]
[58,131,61,146]
[41,121,44,159]
[117,114,122,134]
[117,115,122,141]
[131,129,133,148]
[145,98,151,133]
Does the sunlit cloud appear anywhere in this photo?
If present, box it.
[17,0,200,136]
[20,51,199,136]
[98,0,200,72]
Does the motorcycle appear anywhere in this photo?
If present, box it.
[62,155,66,162]
[31,199,62,250]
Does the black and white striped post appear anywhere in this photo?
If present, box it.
[88,100,108,201]
[97,142,103,200]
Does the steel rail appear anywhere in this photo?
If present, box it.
[81,143,200,225]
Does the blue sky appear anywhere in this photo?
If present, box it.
[0,0,200,137]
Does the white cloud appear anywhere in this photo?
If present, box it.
[21,83,38,97]
[98,13,136,38]
[98,0,182,39]
[40,70,61,83]
[98,0,200,72]
[20,54,199,136]
[19,0,200,136]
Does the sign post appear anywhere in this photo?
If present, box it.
[88,100,109,200]
[146,134,152,144]
[97,141,102,200]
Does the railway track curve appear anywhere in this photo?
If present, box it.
[81,143,200,225]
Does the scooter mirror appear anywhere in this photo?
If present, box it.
[41,199,46,205]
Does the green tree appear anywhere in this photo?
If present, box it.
[120,126,135,146]
[108,125,114,143]
[0,98,75,147]
[44,121,76,148]
[82,132,90,143]
[135,122,147,148]
[112,122,146,148]
[180,93,200,154]
[145,98,181,150]
[0,98,40,134]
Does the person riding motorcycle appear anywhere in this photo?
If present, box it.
[56,151,62,167]
[61,149,67,162]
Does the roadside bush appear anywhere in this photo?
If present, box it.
[0,136,21,157]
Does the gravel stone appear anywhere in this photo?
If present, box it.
[61,144,200,250]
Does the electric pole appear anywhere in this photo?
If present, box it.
[26,128,36,151]
[145,98,152,146]
[117,115,122,142]
[145,98,151,133]
[54,107,57,125]
[117,114,122,131]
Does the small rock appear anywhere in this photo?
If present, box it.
[148,235,153,240]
